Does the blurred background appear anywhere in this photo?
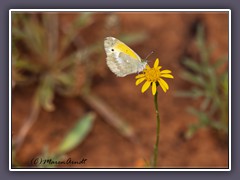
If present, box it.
[11,11,229,168]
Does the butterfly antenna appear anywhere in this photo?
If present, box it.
[145,51,154,62]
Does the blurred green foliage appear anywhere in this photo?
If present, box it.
[177,24,228,139]
[56,112,95,156]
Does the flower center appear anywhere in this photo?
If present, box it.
[144,68,161,82]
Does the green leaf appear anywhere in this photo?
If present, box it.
[187,107,200,117]
[13,58,40,73]
[180,72,205,87]
[185,124,200,139]
[175,88,204,99]
[55,73,74,87]
[56,112,96,155]
[210,121,228,132]
[182,58,202,73]
[37,76,55,112]
[200,97,211,111]
[187,107,210,125]
[22,19,46,56]
[196,24,209,62]
[213,56,228,70]
[196,24,205,48]
[199,113,210,125]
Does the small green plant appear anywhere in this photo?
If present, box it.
[12,13,97,109]
[177,24,228,139]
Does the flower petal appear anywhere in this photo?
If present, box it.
[161,70,172,74]
[135,74,145,79]
[154,58,159,68]
[146,65,151,70]
[160,74,174,78]
[161,78,169,90]
[141,81,151,93]
[136,77,146,86]
[158,79,169,93]
[152,82,157,95]
[158,80,166,92]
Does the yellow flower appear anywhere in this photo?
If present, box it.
[135,58,174,95]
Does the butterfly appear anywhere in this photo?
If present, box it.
[104,37,147,77]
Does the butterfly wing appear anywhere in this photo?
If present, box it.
[104,37,147,77]
[106,52,142,77]
[104,37,141,61]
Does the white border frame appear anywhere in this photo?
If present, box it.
[9,9,231,171]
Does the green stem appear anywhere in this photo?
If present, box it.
[153,90,160,167]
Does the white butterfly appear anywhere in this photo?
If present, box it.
[104,37,147,77]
